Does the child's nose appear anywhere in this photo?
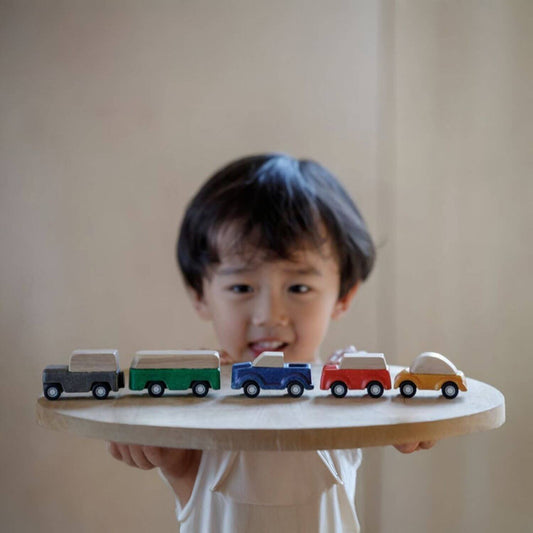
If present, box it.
[251,292,289,327]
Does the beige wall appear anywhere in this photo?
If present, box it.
[377,2,532,532]
[0,1,530,532]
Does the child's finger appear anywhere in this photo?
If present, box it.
[327,346,357,363]
[114,443,136,466]
[394,442,419,454]
[141,445,166,467]
[394,440,437,453]
[106,441,122,461]
[219,350,234,365]
[143,446,196,475]
[129,445,156,470]
[107,441,130,463]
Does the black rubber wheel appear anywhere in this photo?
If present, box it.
[192,381,210,398]
[442,381,459,399]
[92,383,110,400]
[287,381,304,398]
[367,381,384,398]
[331,381,348,398]
[399,381,417,398]
[243,381,260,398]
[148,382,165,397]
[44,384,62,401]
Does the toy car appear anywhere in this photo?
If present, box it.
[320,351,392,398]
[394,352,468,399]
[129,350,221,397]
[231,351,314,398]
[42,349,125,400]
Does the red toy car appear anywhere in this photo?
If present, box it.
[320,351,392,398]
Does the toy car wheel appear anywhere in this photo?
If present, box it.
[331,381,348,398]
[367,381,384,398]
[192,381,209,398]
[442,381,459,399]
[44,384,62,400]
[243,381,260,398]
[287,381,304,398]
[92,383,110,400]
[399,381,417,398]
[148,382,165,397]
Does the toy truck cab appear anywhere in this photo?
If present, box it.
[320,351,392,398]
[129,350,221,397]
[42,349,124,400]
[231,351,314,398]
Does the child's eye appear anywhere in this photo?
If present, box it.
[228,284,254,294]
[289,284,311,294]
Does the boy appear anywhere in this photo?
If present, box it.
[108,154,434,531]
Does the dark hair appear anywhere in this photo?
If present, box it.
[177,153,375,298]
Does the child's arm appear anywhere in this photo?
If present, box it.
[107,442,201,505]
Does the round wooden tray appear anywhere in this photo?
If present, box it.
[36,365,505,451]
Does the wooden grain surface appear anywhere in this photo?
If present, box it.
[36,365,505,451]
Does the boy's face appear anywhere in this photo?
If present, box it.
[190,232,357,363]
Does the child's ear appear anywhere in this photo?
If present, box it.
[331,282,360,320]
[187,287,212,321]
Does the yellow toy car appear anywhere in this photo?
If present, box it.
[394,352,467,399]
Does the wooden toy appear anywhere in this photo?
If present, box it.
[394,352,468,399]
[320,350,392,398]
[42,349,125,400]
[231,351,314,398]
[129,350,221,397]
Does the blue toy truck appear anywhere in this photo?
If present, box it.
[231,351,314,398]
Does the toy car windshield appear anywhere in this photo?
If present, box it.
[252,351,284,367]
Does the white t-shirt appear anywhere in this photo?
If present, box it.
[167,448,362,533]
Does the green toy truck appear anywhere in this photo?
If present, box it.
[129,350,220,397]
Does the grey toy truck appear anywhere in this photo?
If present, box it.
[42,349,125,400]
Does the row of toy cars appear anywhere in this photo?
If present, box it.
[321,349,468,399]
[42,348,468,401]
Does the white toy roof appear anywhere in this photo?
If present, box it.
[132,350,220,369]
[69,349,119,372]
[410,352,458,375]
[340,352,387,370]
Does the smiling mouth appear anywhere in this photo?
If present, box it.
[248,341,289,358]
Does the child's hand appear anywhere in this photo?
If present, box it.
[106,442,197,474]
[106,442,201,504]
[197,348,234,365]
[219,349,235,365]
[327,345,358,364]
[393,440,437,453]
